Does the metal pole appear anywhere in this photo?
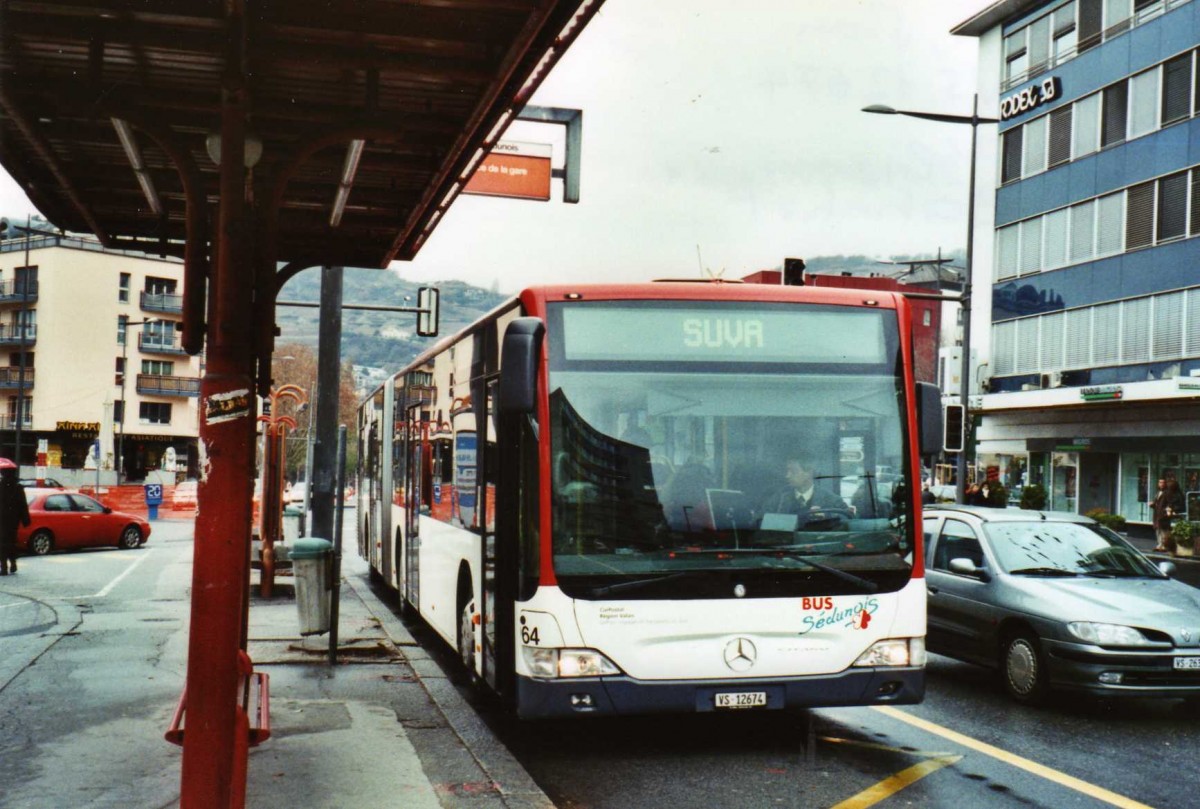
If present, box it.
[13,214,29,468]
[119,324,127,482]
[301,393,314,536]
[956,94,979,505]
[311,265,343,541]
[329,424,346,665]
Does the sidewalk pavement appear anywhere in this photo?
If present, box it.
[242,551,552,809]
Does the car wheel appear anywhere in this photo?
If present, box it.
[1003,632,1049,703]
[458,597,477,682]
[118,526,142,550]
[29,530,53,556]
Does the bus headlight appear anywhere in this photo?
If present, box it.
[853,638,925,668]
[522,647,622,678]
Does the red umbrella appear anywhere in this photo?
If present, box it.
[0,458,15,469]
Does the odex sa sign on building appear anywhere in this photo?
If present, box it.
[464,141,552,201]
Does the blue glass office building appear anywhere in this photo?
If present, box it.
[957,0,1200,525]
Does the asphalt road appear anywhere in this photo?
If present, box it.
[399,581,1200,809]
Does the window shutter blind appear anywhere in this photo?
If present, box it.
[1126,181,1155,249]
[1162,53,1192,125]
[1044,208,1069,268]
[1073,93,1100,157]
[1065,308,1092,367]
[1041,312,1064,370]
[1070,199,1096,262]
[1102,82,1128,147]
[1002,127,1024,183]
[1023,115,1048,176]
[1015,319,1040,373]
[1121,297,1150,363]
[1092,303,1121,365]
[1049,106,1073,166]
[1152,292,1183,360]
[1020,218,1043,274]
[1096,191,1125,256]
[1158,171,1187,242]
[1078,0,1103,52]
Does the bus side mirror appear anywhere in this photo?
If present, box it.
[499,317,544,414]
[916,382,944,457]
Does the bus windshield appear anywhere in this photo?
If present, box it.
[546,300,915,600]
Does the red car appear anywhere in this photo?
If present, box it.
[18,489,151,556]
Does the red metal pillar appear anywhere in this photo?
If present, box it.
[180,0,255,804]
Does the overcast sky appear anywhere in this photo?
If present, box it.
[0,0,985,292]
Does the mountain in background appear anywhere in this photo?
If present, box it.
[275,250,965,374]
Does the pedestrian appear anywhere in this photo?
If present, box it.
[1152,478,1185,554]
[921,482,936,505]
[965,483,985,506]
[0,460,31,575]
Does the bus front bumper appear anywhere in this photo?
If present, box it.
[515,667,924,719]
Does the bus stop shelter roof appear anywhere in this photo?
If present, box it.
[0,0,601,268]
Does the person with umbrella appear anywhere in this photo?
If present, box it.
[0,457,30,574]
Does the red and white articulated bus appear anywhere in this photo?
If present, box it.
[357,281,943,719]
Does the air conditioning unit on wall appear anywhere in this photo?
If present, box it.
[1040,371,1063,389]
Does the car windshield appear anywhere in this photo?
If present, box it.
[546,300,916,599]
[983,521,1163,577]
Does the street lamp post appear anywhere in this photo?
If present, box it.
[118,318,161,483]
[863,96,999,504]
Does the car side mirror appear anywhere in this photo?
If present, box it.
[1157,560,1177,577]
[948,557,990,581]
[103,507,112,514]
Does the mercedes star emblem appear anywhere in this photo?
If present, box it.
[723,637,757,672]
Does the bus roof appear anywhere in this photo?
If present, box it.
[521,282,905,309]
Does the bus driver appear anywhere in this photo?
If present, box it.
[761,453,846,527]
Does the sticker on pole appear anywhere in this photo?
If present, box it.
[205,389,252,424]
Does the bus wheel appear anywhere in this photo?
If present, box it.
[458,598,477,681]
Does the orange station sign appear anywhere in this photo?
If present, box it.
[464,141,552,201]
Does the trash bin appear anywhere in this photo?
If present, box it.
[282,504,301,543]
[291,537,332,636]
[143,483,164,521]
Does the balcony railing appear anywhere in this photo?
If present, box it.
[138,333,187,355]
[136,373,201,397]
[0,280,38,304]
[141,290,183,314]
[0,367,34,388]
[0,324,37,345]
[1002,0,1191,92]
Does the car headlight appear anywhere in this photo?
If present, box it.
[853,638,925,667]
[521,647,622,679]
[1067,622,1154,646]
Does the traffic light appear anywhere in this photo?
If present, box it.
[783,257,806,286]
[943,403,965,453]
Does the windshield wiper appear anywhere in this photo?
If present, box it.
[670,547,878,592]
[588,572,693,596]
[1009,567,1079,576]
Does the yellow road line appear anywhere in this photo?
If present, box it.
[873,705,1156,809]
[829,755,962,809]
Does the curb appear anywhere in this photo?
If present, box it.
[342,570,554,809]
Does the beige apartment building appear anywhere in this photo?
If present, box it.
[0,233,200,482]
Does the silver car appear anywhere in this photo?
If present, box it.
[923,505,1200,704]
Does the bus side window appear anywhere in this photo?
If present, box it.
[518,414,540,600]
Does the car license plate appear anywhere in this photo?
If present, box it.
[1174,656,1200,670]
[715,691,767,709]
